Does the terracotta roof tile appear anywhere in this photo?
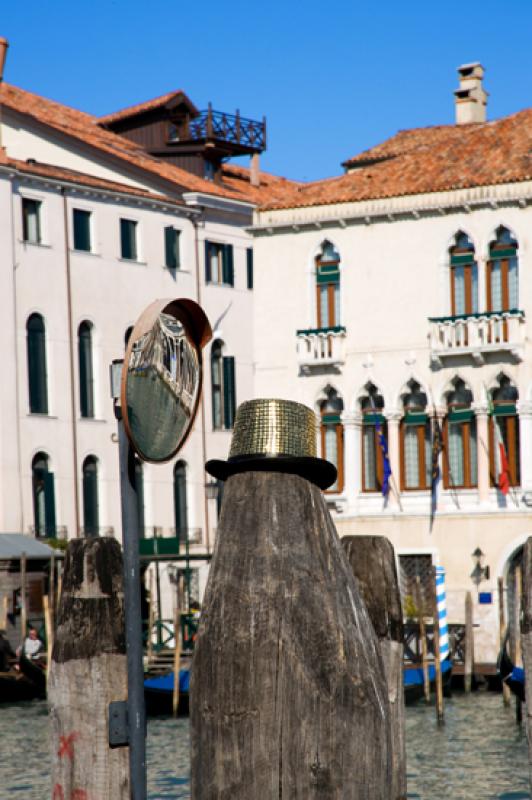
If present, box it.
[0,83,259,203]
[99,89,198,125]
[0,151,183,205]
[221,163,302,204]
[261,110,532,211]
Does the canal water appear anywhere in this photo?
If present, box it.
[0,692,529,799]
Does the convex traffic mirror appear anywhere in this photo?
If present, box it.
[121,298,212,463]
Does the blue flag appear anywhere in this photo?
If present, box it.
[375,416,392,498]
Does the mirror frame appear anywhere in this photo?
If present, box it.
[121,298,212,463]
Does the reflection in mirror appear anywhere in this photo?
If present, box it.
[125,312,201,462]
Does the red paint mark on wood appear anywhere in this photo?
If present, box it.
[71,790,88,800]
[58,732,80,760]
[52,785,65,800]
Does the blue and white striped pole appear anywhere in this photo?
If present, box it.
[435,566,450,662]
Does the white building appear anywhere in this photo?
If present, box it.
[252,64,532,662]
[0,70,295,614]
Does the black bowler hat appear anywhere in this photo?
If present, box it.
[205,398,337,491]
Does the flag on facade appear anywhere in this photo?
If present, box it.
[375,415,392,498]
[487,391,511,496]
[430,411,443,529]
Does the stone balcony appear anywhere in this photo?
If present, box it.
[429,310,525,365]
[296,326,346,373]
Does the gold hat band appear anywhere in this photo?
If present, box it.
[229,399,317,460]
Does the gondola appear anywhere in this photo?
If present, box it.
[497,630,525,701]
[404,658,453,704]
[18,654,47,698]
[144,665,190,716]
[0,667,43,702]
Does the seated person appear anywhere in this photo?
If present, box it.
[16,627,44,660]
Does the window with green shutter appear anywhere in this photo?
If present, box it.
[205,241,234,286]
[27,314,48,414]
[223,356,236,429]
[174,461,188,547]
[32,452,55,538]
[73,209,92,252]
[82,456,99,537]
[316,241,341,329]
[211,341,236,430]
[120,218,138,260]
[165,226,181,269]
[246,248,253,290]
[22,198,42,244]
[78,321,94,418]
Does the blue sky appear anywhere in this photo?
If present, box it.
[2,0,532,181]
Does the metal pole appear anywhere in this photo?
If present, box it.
[118,417,147,800]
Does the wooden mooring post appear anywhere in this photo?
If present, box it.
[515,563,523,724]
[498,576,511,706]
[464,591,474,693]
[48,537,129,800]
[342,535,406,800]
[521,537,532,786]
[414,576,430,704]
[191,472,393,799]
[20,551,27,641]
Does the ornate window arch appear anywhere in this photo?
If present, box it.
[319,386,344,493]
[487,226,519,313]
[489,374,520,489]
[399,380,431,490]
[360,382,387,493]
[315,240,341,329]
[443,377,477,489]
[449,231,477,317]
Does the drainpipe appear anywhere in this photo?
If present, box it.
[9,178,24,531]
[191,213,211,554]
[61,188,81,537]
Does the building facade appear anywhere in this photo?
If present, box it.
[0,73,294,613]
[252,65,532,661]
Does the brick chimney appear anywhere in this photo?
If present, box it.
[454,63,487,124]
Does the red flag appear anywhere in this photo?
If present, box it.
[493,417,510,495]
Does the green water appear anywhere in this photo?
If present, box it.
[0,692,529,799]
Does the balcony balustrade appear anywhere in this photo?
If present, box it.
[428,310,525,365]
[296,326,346,373]
[171,105,266,153]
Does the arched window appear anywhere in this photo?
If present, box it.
[78,321,94,418]
[174,461,188,546]
[32,452,55,538]
[400,380,431,490]
[27,314,48,414]
[489,375,520,488]
[82,456,99,537]
[211,340,236,431]
[134,458,145,538]
[360,383,387,493]
[316,241,341,329]
[319,387,344,493]
[487,227,518,312]
[449,232,477,317]
[443,378,477,489]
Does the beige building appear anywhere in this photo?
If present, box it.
[252,64,532,662]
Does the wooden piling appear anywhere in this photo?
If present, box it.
[415,576,430,704]
[515,563,523,724]
[0,595,8,630]
[498,576,511,705]
[172,604,181,718]
[520,537,532,786]
[191,472,393,799]
[464,591,474,693]
[342,535,407,800]
[48,537,129,799]
[432,568,444,724]
[49,553,55,634]
[20,551,27,641]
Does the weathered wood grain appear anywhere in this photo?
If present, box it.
[520,538,532,786]
[48,537,129,800]
[191,472,392,799]
[342,535,406,800]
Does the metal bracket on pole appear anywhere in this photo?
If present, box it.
[109,701,129,748]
